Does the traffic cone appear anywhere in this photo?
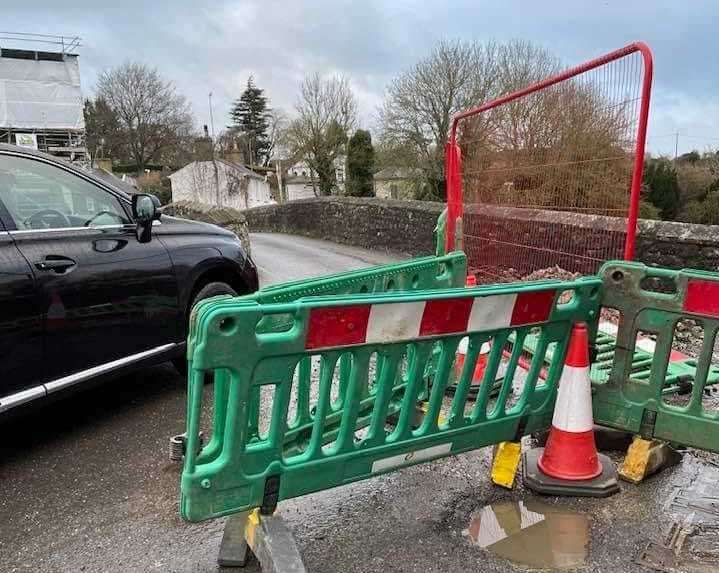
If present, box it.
[454,337,491,391]
[456,273,491,393]
[523,322,619,497]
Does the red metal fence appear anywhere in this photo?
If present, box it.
[445,42,653,282]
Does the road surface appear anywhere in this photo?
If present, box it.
[0,233,716,572]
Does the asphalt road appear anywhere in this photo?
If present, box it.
[0,232,715,573]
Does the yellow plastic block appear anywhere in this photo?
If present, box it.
[491,441,522,489]
[419,401,446,425]
[619,435,680,484]
[244,508,260,549]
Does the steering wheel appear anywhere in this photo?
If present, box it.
[24,209,71,230]
[83,210,126,227]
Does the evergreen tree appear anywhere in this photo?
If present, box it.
[346,129,375,196]
[229,76,271,165]
[83,97,123,161]
[643,157,680,220]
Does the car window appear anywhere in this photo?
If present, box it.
[0,154,130,230]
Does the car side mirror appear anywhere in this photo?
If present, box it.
[132,194,161,243]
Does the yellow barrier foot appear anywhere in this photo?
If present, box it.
[218,508,307,571]
[491,441,522,489]
[619,436,682,484]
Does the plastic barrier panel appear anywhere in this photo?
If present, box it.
[187,252,468,352]
[592,261,719,452]
[513,324,719,395]
[181,276,601,522]
[183,253,468,472]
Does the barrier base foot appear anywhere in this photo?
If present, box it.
[218,509,307,572]
[491,441,522,489]
[619,436,681,484]
[522,448,620,498]
[218,512,251,567]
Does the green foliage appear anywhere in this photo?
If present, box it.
[229,76,271,166]
[112,163,164,174]
[643,158,680,220]
[681,193,719,225]
[346,130,375,197]
[669,150,719,224]
[84,97,123,161]
[638,200,661,220]
[678,150,701,164]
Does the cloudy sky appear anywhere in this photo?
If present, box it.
[3,0,718,156]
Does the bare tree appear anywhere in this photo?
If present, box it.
[378,40,500,200]
[266,108,289,163]
[96,62,194,172]
[462,41,634,215]
[379,39,631,209]
[285,74,357,195]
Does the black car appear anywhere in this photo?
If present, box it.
[0,144,258,416]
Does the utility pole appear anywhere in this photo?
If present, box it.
[276,158,284,203]
[674,132,679,160]
[208,91,220,206]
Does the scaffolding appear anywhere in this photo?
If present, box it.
[0,32,86,161]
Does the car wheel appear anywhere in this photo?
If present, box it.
[173,281,237,375]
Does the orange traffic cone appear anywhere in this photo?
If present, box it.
[454,337,491,390]
[523,322,619,497]
[454,273,490,393]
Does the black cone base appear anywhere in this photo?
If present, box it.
[522,448,620,498]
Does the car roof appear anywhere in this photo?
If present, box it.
[0,143,132,200]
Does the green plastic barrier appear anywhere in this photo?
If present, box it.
[181,275,601,522]
[514,325,719,394]
[592,261,719,452]
[184,252,468,470]
[187,251,467,350]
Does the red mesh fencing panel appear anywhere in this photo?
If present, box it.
[445,43,653,283]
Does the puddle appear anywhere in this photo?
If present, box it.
[464,500,589,569]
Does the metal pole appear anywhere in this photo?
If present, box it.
[208,92,215,141]
[674,132,679,160]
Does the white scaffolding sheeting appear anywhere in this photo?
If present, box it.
[0,54,84,130]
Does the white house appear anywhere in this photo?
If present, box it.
[284,175,317,201]
[284,156,346,198]
[169,160,274,210]
[373,167,421,200]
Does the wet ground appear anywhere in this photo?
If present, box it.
[1,233,718,573]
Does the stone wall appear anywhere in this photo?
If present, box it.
[161,200,251,256]
[245,196,444,256]
[244,197,719,271]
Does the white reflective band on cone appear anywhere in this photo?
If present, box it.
[551,365,593,433]
[457,338,492,355]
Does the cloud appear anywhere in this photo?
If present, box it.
[1,0,717,154]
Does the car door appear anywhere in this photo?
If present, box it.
[0,151,180,385]
[0,196,43,409]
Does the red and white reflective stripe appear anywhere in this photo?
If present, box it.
[551,365,593,433]
[684,279,719,318]
[305,290,556,350]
